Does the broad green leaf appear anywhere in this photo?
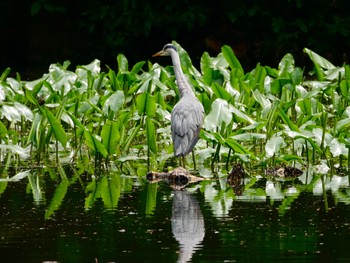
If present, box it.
[211,82,232,101]
[101,120,120,155]
[103,90,125,115]
[0,144,30,159]
[204,99,232,132]
[303,48,335,80]
[117,54,128,72]
[43,107,67,148]
[265,136,287,158]
[0,170,31,182]
[221,45,243,74]
[77,59,101,76]
[231,105,256,125]
[303,48,335,70]
[136,92,156,117]
[278,53,295,77]
[131,61,146,74]
[200,52,213,85]
[225,137,255,158]
[84,130,108,158]
[335,118,350,134]
[278,107,300,133]
[340,80,350,101]
[329,138,346,157]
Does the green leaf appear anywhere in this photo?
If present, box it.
[84,130,108,158]
[103,90,125,115]
[226,137,255,158]
[221,45,243,74]
[117,54,128,72]
[146,117,157,154]
[0,68,11,82]
[340,80,350,101]
[131,61,146,74]
[200,52,213,85]
[278,53,295,77]
[101,120,120,155]
[136,92,156,117]
[265,136,287,158]
[303,48,335,70]
[211,82,232,101]
[205,99,232,132]
[43,107,68,148]
[303,48,335,80]
[0,121,8,139]
[278,107,300,133]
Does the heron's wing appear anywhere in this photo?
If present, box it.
[171,98,204,156]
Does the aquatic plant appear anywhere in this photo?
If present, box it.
[0,42,348,174]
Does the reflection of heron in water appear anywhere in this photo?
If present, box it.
[172,190,205,263]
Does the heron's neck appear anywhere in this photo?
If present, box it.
[170,51,195,99]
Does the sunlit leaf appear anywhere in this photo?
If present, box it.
[303,48,335,70]
[278,53,295,77]
[117,54,128,72]
[204,99,232,132]
[0,144,30,159]
[329,138,347,157]
[265,136,287,158]
[103,90,125,115]
[0,170,31,182]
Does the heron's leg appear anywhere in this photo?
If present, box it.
[192,150,196,171]
[178,155,185,168]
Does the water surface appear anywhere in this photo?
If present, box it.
[0,167,349,263]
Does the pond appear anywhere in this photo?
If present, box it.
[0,165,350,263]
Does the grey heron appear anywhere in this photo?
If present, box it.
[153,43,204,168]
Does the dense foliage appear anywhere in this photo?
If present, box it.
[0,42,349,176]
[30,0,350,67]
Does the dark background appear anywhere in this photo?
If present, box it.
[1,0,350,79]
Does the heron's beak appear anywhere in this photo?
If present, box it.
[152,50,166,57]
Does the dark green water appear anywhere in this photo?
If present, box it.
[0,168,349,263]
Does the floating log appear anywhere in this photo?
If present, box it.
[147,167,205,189]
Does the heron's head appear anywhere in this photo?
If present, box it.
[152,43,177,57]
